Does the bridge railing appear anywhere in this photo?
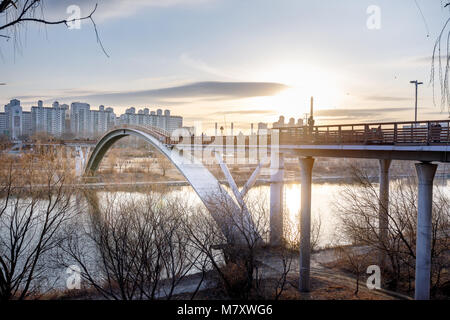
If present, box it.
[112,124,172,143]
[278,120,450,145]
[109,120,450,148]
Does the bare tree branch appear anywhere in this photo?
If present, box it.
[0,1,109,57]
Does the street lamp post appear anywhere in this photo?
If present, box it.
[410,80,423,123]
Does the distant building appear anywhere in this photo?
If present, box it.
[22,111,32,137]
[4,99,23,140]
[70,102,116,139]
[70,102,91,138]
[31,100,66,137]
[119,108,182,133]
[257,122,268,135]
[0,112,7,137]
[60,103,70,133]
[1,98,183,140]
[272,116,285,129]
[272,115,303,129]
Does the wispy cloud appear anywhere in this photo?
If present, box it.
[211,109,275,115]
[412,55,447,66]
[363,95,411,102]
[180,53,232,79]
[45,0,213,22]
[316,107,411,119]
[15,81,288,106]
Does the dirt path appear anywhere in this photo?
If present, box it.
[256,248,409,300]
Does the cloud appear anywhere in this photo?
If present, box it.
[17,81,288,106]
[316,107,411,119]
[412,55,447,65]
[211,109,275,115]
[363,96,410,102]
[44,0,212,22]
[180,53,232,78]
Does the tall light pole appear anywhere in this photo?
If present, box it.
[410,80,423,122]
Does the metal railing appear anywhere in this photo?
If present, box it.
[278,119,450,145]
[110,119,450,147]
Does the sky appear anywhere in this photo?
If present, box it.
[1,0,450,132]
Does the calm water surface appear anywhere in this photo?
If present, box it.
[97,179,450,247]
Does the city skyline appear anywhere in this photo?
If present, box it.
[0,98,184,139]
[2,1,450,129]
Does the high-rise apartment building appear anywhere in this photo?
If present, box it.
[0,112,7,136]
[119,108,182,133]
[70,102,91,138]
[22,111,33,137]
[1,98,183,140]
[70,103,116,138]
[4,99,23,140]
[31,100,66,137]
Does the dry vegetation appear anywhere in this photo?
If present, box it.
[331,166,450,299]
[0,152,79,300]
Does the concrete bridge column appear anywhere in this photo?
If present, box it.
[414,162,437,300]
[378,159,391,269]
[270,152,284,245]
[298,156,315,292]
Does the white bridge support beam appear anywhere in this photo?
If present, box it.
[414,162,438,300]
[378,159,391,269]
[299,156,315,292]
[241,161,265,198]
[215,152,246,209]
[270,152,284,245]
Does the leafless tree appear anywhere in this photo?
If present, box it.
[184,188,299,299]
[335,245,374,296]
[335,165,450,295]
[431,2,450,114]
[141,158,153,175]
[57,190,204,300]
[284,208,322,253]
[0,152,78,300]
[0,0,108,56]
[156,152,172,177]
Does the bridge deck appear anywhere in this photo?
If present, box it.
[171,119,450,162]
[10,119,450,162]
[168,119,450,146]
[278,119,450,146]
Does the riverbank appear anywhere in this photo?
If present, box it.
[47,247,402,300]
[78,172,450,190]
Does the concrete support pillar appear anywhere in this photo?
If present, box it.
[270,152,284,245]
[414,162,437,300]
[378,159,391,269]
[298,156,314,292]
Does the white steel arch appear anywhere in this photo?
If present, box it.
[84,126,258,243]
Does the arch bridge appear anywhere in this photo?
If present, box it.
[85,119,450,300]
[84,125,258,245]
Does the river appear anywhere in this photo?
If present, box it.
[95,178,450,248]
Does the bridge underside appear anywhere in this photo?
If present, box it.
[284,145,450,162]
[181,144,450,163]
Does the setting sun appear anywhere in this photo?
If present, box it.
[246,63,344,120]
